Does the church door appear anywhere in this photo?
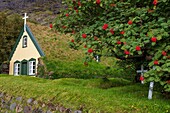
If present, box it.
[21,60,28,75]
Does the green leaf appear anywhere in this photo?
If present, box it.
[160,81,165,86]
[157,35,162,40]
[147,31,153,37]
[144,40,150,44]
[121,46,126,50]
[155,76,160,82]
[148,62,154,67]
[137,51,142,55]
[151,42,156,46]
[163,56,167,59]
[165,87,170,92]
[154,51,162,60]
[158,17,165,22]
[156,66,161,72]
[162,68,169,72]
[161,23,168,28]
[120,38,126,42]
[166,63,170,67]
[163,32,169,37]
[148,77,155,81]
[167,19,170,24]
[126,31,131,36]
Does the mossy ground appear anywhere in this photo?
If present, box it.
[0,75,169,113]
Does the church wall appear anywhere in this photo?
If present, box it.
[9,31,41,75]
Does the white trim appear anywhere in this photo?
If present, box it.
[14,63,20,76]
[29,61,36,75]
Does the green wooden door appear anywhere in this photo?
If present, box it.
[21,61,27,75]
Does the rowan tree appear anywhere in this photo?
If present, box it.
[55,0,170,92]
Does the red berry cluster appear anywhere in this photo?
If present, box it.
[153,0,158,6]
[124,50,130,55]
[162,51,167,56]
[154,60,159,65]
[102,24,108,30]
[84,45,87,48]
[136,46,141,51]
[66,13,69,17]
[153,51,168,65]
[78,1,81,6]
[94,36,98,40]
[151,37,157,42]
[96,0,101,5]
[110,29,114,35]
[120,31,125,35]
[82,34,87,38]
[49,24,53,28]
[71,39,74,43]
[140,76,144,81]
[88,48,93,53]
[128,20,133,25]
[117,41,121,45]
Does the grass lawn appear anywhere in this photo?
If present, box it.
[0,74,170,113]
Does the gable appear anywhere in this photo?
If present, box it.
[9,25,45,61]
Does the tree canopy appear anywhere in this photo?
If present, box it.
[55,0,170,91]
[0,12,22,64]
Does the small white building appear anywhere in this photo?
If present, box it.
[9,13,45,76]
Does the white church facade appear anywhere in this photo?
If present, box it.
[9,13,45,76]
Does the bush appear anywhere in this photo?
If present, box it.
[37,57,132,80]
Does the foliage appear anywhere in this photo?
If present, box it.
[26,22,130,80]
[0,12,22,64]
[36,58,47,78]
[38,57,128,79]
[0,74,170,112]
[55,0,170,91]
[0,62,9,74]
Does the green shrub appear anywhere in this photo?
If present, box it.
[37,57,132,80]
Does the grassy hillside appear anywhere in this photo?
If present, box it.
[0,75,169,112]
[27,22,83,62]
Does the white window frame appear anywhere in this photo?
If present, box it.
[14,63,20,75]
[29,61,36,75]
[23,35,27,48]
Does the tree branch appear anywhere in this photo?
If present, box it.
[111,50,145,60]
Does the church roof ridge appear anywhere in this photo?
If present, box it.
[9,24,45,61]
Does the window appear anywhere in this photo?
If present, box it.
[14,61,20,75]
[29,59,36,75]
[23,35,27,48]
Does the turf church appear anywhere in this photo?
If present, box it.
[9,13,45,76]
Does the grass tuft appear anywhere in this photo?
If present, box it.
[0,74,170,112]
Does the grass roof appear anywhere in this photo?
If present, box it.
[27,22,84,62]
